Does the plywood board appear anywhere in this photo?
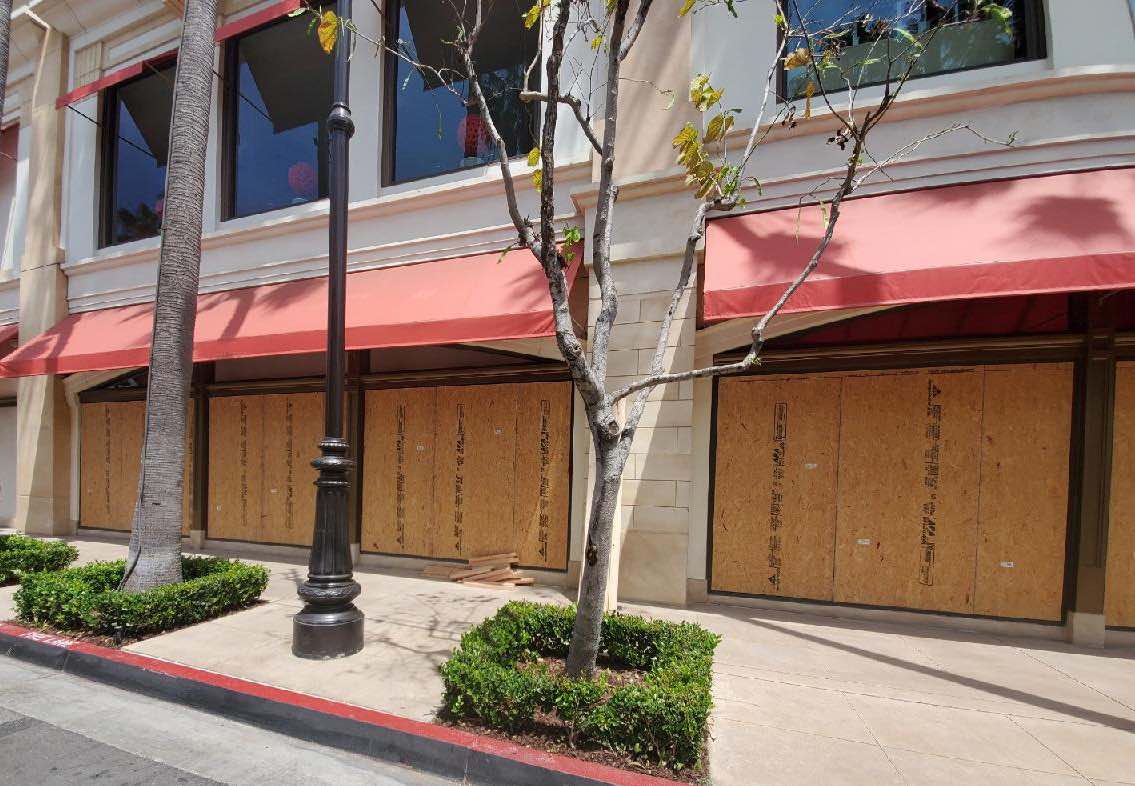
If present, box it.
[105,401,140,529]
[361,387,438,556]
[710,375,841,600]
[208,395,265,541]
[80,400,193,534]
[259,393,322,547]
[975,364,1072,621]
[833,368,983,614]
[513,382,572,569]
[433,384,518,560]
[79,403,113,528]
[1107,362,1135,627]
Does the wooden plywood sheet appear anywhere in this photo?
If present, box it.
[361,387,438,556]
[79,403,113,528]
[975,364,1072,621]
[259,393,322,547]
[833,368,983,614]
[208,395,264,541]
[710,375,841,600]
[182,400,195,536]
[108,401,144,530]
[513,382,572,569]
[1107,362,1135,627]
[433,384,518,560]
[80,400,193,534]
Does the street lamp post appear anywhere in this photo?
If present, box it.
[293,0,363,659]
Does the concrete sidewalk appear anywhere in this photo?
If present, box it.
[4,534,1135,785]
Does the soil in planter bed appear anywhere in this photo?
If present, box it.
[441,655,710,785]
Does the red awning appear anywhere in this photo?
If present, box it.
[703,167,1135,322]
[0,248,579,377]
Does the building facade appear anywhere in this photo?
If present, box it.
[1,0,1134,647]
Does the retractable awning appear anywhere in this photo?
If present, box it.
[703,167,1135,322]
[0,248,580,377]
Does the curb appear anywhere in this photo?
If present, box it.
[0,622,680,786]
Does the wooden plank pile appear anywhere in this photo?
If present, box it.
[421,552,534,589]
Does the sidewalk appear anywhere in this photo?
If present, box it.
[4,533,1135,785]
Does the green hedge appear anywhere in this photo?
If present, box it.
[14,556,269,638]
[440,601,720,771]
[0,535,78,585]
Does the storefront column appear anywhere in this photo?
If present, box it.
[15,25,71,536]
[1068,299,1117,648]
[589,254,695,606]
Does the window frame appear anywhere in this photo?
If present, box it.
[220,14,332,222]
[380,0,541,187]
[98,62,175,250]
[776,0,1048,103]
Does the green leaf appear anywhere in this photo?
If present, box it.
[894,26,920,48]
[773,11,787,30]
[527,146,541,167]
[590,34,604,51]
[678,0,696,17]
[287,7,307,17]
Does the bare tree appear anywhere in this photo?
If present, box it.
[123,0,219,592]
[321,0,1014,674]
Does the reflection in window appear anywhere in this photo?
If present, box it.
[783,0,1044,100]
[102,64,173,247]
[385,0,539,184]
[224,16,332,219]
[0,125,18,274]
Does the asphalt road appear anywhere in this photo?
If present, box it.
[0,657,458,786]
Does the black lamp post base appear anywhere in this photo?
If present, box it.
[292,604,364,659]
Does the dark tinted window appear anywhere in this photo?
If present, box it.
[224,16,332,219]
[101,64,173,247]
[385,0,538,184]
[783,0,1044,100]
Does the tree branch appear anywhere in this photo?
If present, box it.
[618,0,654,61]
[520,90,602,154]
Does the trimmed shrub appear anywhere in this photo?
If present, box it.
[14,556,269,638]
[0,535,78,585]
[440,601,720,771]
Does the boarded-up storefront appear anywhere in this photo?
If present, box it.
[1106,361,1135,628]
[207,392,323,546]
[79,400,194,533]
[361,381,571,570]
[711,363,1073,621]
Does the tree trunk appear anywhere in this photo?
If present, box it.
[123,0,219,593]
[565,416,629,677]
[0,0,12,121]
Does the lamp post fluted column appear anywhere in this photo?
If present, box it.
[293,0,363,659]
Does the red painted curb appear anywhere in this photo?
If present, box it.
[0,622,681,786]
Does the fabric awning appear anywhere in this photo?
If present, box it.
[0,248,580,377]
[703,167,1135,322]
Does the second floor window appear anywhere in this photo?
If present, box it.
[783,0,1045,101]
[223,15,333,219]
[383,0,539,184]
[101,63,174,247]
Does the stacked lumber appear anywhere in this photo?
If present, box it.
[421,552,535,588]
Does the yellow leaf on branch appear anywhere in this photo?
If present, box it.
[784,47,812,70]
[318,10,339,53]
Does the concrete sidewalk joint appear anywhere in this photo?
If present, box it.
[0,622,680,786]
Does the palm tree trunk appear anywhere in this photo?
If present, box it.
[0,0,12,121]
[123,0,219,592]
